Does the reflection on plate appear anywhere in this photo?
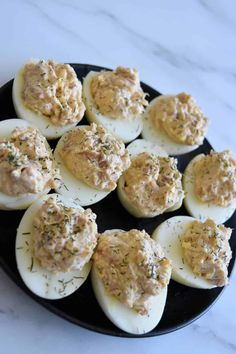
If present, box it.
[0,64,235,337]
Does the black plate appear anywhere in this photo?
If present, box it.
[0,64,235,338]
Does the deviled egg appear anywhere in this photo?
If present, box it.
[83,66,148,143]
[16,193,98,299]
[183,150,236,224]
[153,216,232,289]
[117,139,184,218]
[142,92,209,155]
[91,229,171,334]
[54,123,130,206]
[13,59,85,139]
[0,118,59,210]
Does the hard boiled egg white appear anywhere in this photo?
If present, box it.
[91,229,168,335]
[12,59,80,140]
[0,119,50,210]
[152,215,215,289]
[54,126,110,206]
[117,139,182,217]
[183,154,236,224]
[82,71,143,143]
[142,96,199,155]
[15,193,91,299]
[125,138,168,158]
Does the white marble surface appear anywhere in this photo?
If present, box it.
[0,0,235,353]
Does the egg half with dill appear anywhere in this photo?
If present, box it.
[82,67,148,143]
[16,193,97,299]
[91,229,171,335]
[54,123,130,206]
[142,93,208,155]
[117,139,184,218]
[12,59,85,139]
[183,151,236,224]
[0,119,53,210]
[152,216,232,289]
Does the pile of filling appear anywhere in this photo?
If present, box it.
[194,150,236,207]
[93,229,172,315]
[0,127,59,196]
[181,219,232,286]
[22,60,85,126]
[151,92,208,145]
[122,152,184,215]
[32,196,98,273]
[90,66,148,120]
[60,123,130,191]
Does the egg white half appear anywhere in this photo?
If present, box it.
[12,59,80,140]
[15,193,92,299]
[54,126,110,206]
[126,138,168,158]
[0,118,50,210]
[117,139,182,217]
[183,154,236,224]
[152,215,215,289]
[82,71,143,143]
[91,229,168,335]
[142,96,200,155]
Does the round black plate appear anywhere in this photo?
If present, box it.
[0,64,235,338]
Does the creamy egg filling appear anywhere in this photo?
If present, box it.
[193,150,236,207]
[181,219,232,286]
[0,127,59,196]
[122,153,184,216]
[22,59,85,126]
[59,123,130,192]
[32,196,98,273]
[93,229,171,315]
[150,92,208,145]
[90,66,148,120]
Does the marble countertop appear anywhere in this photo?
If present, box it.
[0,0,235,353]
